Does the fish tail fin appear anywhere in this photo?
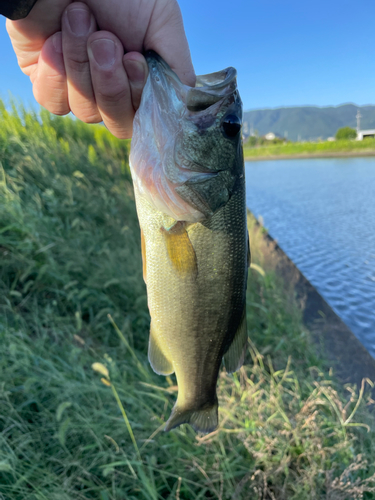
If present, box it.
[164,399,218,434]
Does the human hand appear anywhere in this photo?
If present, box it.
[6,0,195,138]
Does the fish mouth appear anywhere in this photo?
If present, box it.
[145,50,238,112]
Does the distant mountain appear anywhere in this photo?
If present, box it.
[243,104,375,142]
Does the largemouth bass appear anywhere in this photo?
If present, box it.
[130,52,249,433]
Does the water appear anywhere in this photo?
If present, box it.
[245,157,375,357]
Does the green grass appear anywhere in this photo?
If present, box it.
[1,102,375,499]
[244,138,375,159]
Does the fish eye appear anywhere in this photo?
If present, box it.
[222,114,242,138]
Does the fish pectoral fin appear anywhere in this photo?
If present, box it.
[161,221,197,278]
[164,399,218,434]
[223,307,248,373]
[148,323,174,376]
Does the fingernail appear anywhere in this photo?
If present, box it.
[123,59,146,84]
[89,39,116,69]
[52,32,62,54]
[67,8,91,36]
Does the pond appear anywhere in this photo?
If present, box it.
[245,157,375,357]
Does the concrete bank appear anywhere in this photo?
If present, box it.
[257,222,375,388]
[245,149,375,162]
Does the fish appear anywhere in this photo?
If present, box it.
[129,51,249,433]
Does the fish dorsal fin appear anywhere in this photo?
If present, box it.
[141,228,147,283]
[223,307,248,373]
[161,222,197,278]
[148,322,174,376]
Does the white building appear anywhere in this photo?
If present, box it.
[264,132,276,140]
[357,129,375,140]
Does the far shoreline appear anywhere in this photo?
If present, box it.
[244,149,375,161]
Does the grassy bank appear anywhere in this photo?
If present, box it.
[244,138,375,160]
[1,104,375,499]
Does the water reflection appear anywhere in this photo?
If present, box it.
[245,157,375,357]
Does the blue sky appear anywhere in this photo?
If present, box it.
[1,0,375,111]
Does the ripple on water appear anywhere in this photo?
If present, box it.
[246,157,375,357]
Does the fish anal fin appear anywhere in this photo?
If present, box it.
[224,307,248,373]
[141,228,147,283]
[161,222,197,278]
[148,323,174,376]
[164,399,218,434]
